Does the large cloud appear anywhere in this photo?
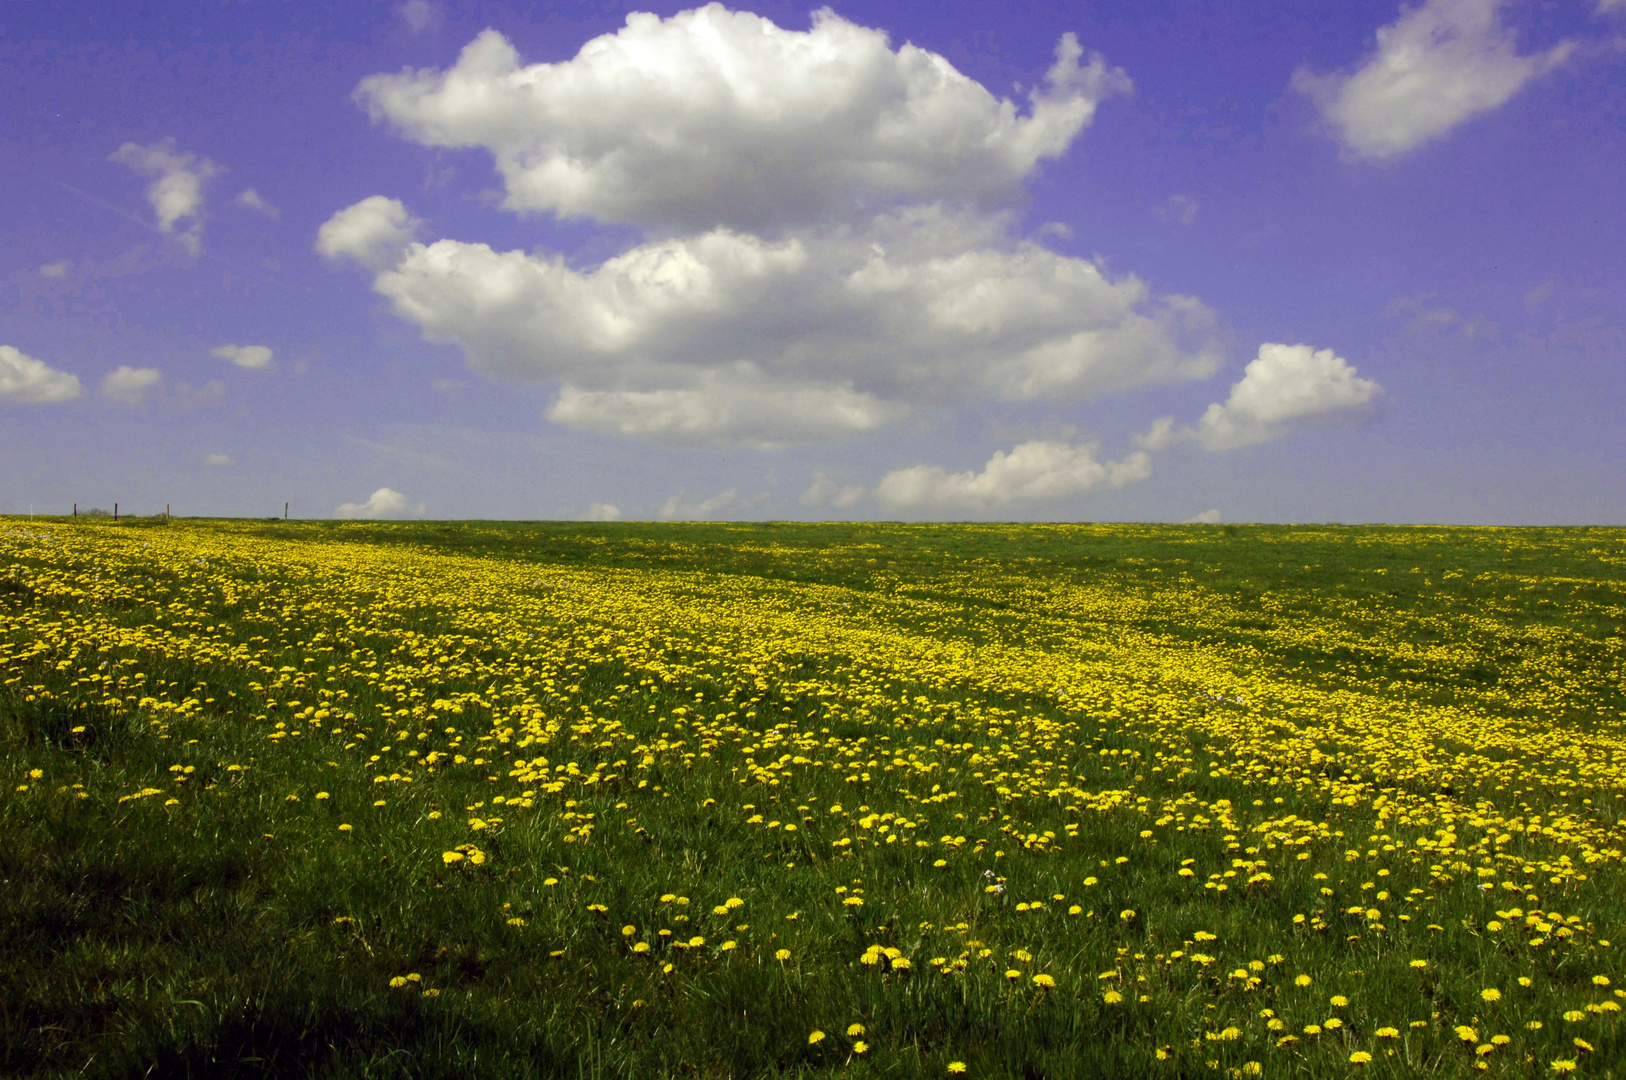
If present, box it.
[327,7,1224,449]
[0,345,83,404]
[1293,0,1573,160]
[875,440,1151,510]
[108,138,220,253]
[357,4,1130,232]
[325,202,1218,446]
[1140,343,1382,451]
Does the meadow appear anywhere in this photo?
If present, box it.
[1,516,1622,1079]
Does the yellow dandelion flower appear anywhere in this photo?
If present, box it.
[1482,988,1502,1003]
[947,1063,967,1074]
[808,1030,826,1045]
[1350,1051,1373,1064]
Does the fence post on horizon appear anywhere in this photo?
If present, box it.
[285,502,289,521]
[114,503,118,521]
[73,503,77,517]
[166,503,171,520]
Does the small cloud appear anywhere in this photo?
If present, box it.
[235,188,281,219]
[657,488,744,520]
[399,0,441,34]
[1524,280,1554,312]
[99,365,163,404]
[316,196,423,271]
[1185,508,1223,524]
[174,379,226,408]
[1292,0,1574,160]
[1140,342,1382,452]
[430,377,468,392]
[1156,194,1198,226]
[876,441,1151,510]
[204,453,235,467]
[38,261,70,279]
[581,502,622,521]
[798,471,867,509]
[0,344,83,404]
[108,137,221,254]
[211,343,275,371]
[1383,294,1498,341]
[334,487,427,519]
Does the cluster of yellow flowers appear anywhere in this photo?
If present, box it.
[3,519,1622,1074]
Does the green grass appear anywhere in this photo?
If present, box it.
[1,518,1623,1079]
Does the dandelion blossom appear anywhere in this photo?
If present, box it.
[1482,988,1502,1003]
[808,1030,826,1045]
[1350,1051,1372,1064]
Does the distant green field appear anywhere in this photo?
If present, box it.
[3,518,1623,1079]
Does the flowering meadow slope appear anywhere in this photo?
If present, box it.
[2,518,1623,1078]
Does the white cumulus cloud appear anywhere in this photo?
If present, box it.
[236,188,281,218]
[211,344,275,371]
[1293,0,1573,160]
[0,345,84,404]
[357,4,1130,232]
[875,440,1151,510]
[316,195,423,271]
[39,261,71,279]
[580,502,622,521]
[204,453,235,467]
[109,137,221,253]
[1141,343,1383,451]
[1185,508,1224,524]
[334,487,427,519]
[328,7,1226,449]
[333,201,1217,445]
[99,365,164,404]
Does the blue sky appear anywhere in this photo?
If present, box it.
[3,0,1622,523]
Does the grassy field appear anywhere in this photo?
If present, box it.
[2,517,1623,1079]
